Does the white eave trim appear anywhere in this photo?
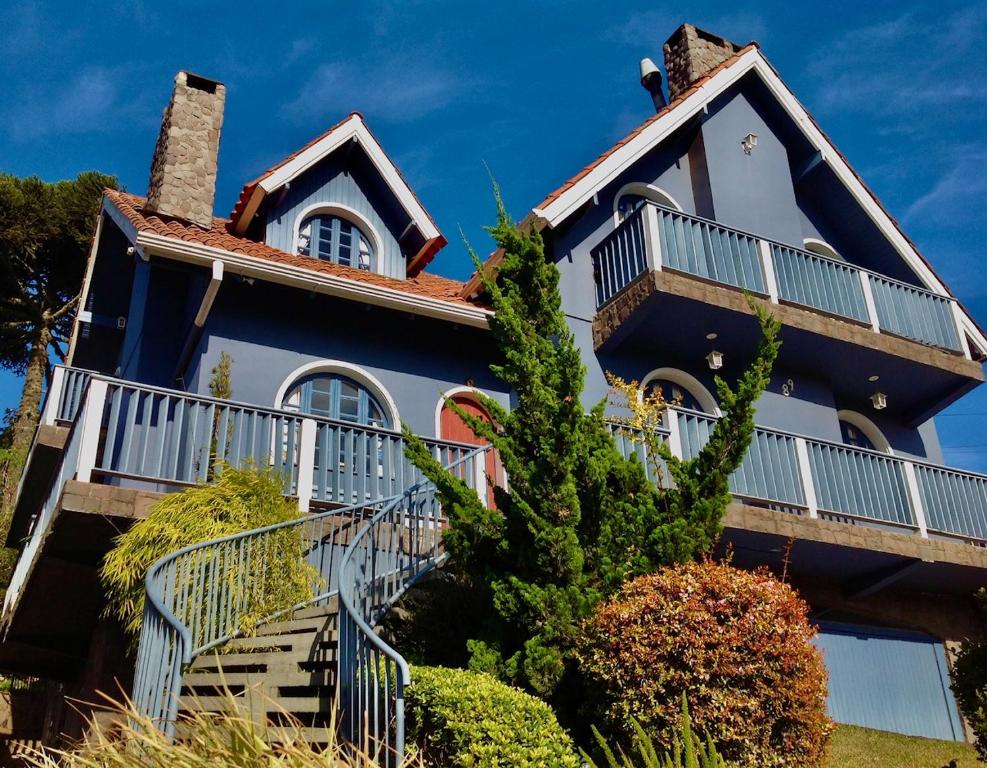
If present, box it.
[530,47,987,357]
[133,230,490,329]
[245,115,440,243]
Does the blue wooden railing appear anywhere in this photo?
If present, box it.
[591,202,965,354]
[669,407,987,541]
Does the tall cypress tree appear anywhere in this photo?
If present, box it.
[405,189,780,695]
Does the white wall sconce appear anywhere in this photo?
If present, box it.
[706,350,724,370]
[870,391,887,411]
[741,133,758,155]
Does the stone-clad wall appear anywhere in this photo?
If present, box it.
[663,24,743,100]
[145,71,225,229]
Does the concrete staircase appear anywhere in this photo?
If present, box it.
[178,600,338,743]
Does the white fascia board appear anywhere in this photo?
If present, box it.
[533,48,761,227]
[134,231,490,329]
[102,195,141,246]
[258,116,440,242]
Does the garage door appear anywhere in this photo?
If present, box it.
[814,622,964,741]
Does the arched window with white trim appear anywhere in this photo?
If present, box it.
[296,213,375,271]
[613,183,682,223]
[837,410,891,453]
[282,373,391,428]
[640,367,719,415]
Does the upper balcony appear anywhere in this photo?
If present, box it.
[591,202,984,423]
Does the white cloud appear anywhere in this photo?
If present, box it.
[904,148,987,226]
[283,60,465,123]
[4,66,153,141]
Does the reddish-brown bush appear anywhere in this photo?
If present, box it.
[578,560,832,768]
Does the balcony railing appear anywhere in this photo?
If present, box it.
[4,367,497,616]
[591,202,965,354]
[665,407,987,543]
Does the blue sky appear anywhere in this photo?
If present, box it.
[2,0,986,469]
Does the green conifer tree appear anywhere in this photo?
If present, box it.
[404,188,780,695]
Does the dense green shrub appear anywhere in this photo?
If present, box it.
[951,588,987,761]
[578,560,832,768]
[101,464,315,640]
[405,665,580,767]
[583,695,725,768]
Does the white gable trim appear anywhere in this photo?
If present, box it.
[236,115,440,244]
[532,48,987,356]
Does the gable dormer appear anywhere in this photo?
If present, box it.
[230,114,445,279]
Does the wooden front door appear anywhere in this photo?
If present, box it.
[439,395,500,507]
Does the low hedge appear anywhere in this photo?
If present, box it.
[405,665,580,767]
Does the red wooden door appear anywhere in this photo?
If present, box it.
[440,395,500,507]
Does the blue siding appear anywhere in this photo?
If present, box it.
[264,152,408,279]
[814,623,964,741]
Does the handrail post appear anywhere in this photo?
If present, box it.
[42,366,66,426]
[665,408,683,459]
[297,418,317,512]
[859,272,881,334]
[793,437,819,519]
[642,203,662,272]
[473,451,488,506]
[902,461,929,538]
[76,379,108,483]
[757,240,779,303]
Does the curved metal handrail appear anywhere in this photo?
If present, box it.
[337,445,489,766]
[131,443,489,747]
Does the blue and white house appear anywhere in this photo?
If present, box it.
[3,23,986,752]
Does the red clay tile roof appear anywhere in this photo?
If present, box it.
[106,190,478,308]
[534,44,758,213]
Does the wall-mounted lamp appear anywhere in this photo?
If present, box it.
[706,349,724,370]
[741,133,758,155]
[870,391,887,411]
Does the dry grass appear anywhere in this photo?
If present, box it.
[22,689,420,768]
[827,725,978,768]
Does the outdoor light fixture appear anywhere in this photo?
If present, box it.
[868,374,880,382]
[741,133,758,154]
[707,349,724,370]
[870,391,887,411]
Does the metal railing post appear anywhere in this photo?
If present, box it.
[902,461,929,538]
[42,366,66,426]
[757,240,779,303]
[297,418,317,512]
[642,203,662,272]
[793,437,819,519]
[859,272,881,334]
[665,408,683,459]
[75,379,108,483]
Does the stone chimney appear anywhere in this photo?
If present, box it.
[663,24,743,101]
[145,71,226,228]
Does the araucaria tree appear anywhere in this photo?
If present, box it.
[0,172,116,585]
[405,189,780,697]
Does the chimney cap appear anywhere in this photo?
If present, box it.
[177,70,225,94]
[639,57,661,86]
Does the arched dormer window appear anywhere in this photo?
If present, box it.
[837,409,891,453]
[282,373,391,429]
[640,367,720,415]
[296,214,375,271]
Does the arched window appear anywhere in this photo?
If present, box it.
[613,183,683,223]
[803,238,842,262]
[282,373,390,428]
[296,214,375,271]
[837,410,891,453]
[645,379,704,412]
[640,367,719,415]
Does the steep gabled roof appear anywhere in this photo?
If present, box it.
[461,43,987,356]
[229,113,446,274]
[105,190,481,313]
